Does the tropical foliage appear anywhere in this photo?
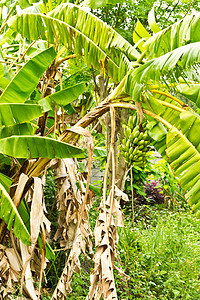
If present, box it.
[0,0,200,299]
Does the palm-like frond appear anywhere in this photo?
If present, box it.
[134,42,200,85]
[144,13,200,58]
[8,3,140,82]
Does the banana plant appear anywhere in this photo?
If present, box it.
[2,2,200,299]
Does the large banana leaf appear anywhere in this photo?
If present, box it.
[0,47,56,104]
[7,3,139,82]
[166,125,200,217]
[39,82,87,111]
[145,102,200,217]
[0,135,86,159]
[0,182,31,245]
[0,123,35,139]
[133,42,200,86]
[144,13,200,58]
[0,104,43,126]
[144,90,183,157]
[148,7,161,34]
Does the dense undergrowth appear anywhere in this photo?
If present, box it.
[116,206,200,299]
[40,161,200,300]
[43,179,200,300]
[63,205,200,300]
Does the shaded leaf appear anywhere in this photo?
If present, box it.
[0,123,35,139]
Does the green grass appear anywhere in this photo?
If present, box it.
[116,206,200,299]
[43,177,200,300]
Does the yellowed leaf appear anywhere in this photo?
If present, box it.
[67,126,92,137]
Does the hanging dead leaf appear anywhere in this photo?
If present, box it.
[67,126,92,137]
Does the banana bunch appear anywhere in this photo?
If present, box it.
[118,115,151,167]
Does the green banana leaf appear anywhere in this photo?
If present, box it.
[39,82,87,111]
[0,103,43,126]
[0,47,56,104]
[145,102,200,218]
[0,62,5,81]
[0,172,12,192]
[134,42,200,85]
[144,13,200,58]
[0,123,35,139]
[8,3,139,82]
[147,120,167,158]
[0,135,86,159]
[166,126,200,217]
[0,182,31,245]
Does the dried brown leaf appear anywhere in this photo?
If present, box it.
[20,241,38,300]
[30,177,43,244]
[67,126,92,137]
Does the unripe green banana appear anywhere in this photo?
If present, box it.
[127,127,132,137]
[138,144,145,150]
[128,116,135,130]
[124,127,129,139]
[131,127,140,137]
[143,132,148,140]
[129,147,134,155]
[133,137,139,144]
[138,140,145,146]
[138,132,144,140]
[134,161,144,167]
[126,140,130,150]
[122,138,126,146]
[137,156,143,161]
